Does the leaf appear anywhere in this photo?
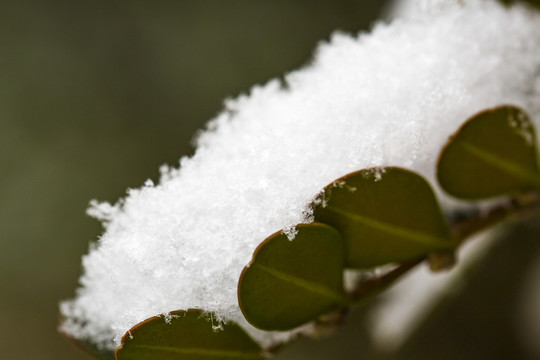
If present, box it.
[313,167,454,269]
[500,0,540,9]
[437,106,540,199]
[115,309,264,360]
[238,223,346,331]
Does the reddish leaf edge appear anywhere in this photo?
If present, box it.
[115,308,264,359]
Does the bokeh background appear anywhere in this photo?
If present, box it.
[1,1,539,359]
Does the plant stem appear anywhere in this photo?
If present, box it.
[450,191,540,245]
[348,258,424,303]
[280,191,540,353]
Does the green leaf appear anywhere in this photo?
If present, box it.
[115,309,264,360]
[499,0,540,9]
[238,223,346,331]
[313,167,454,269]
[437,106,540,199]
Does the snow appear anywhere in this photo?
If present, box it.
[60,0,540,350]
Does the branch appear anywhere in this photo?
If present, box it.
[450,191,540,244]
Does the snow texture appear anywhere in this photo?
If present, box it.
[60,0,540,351]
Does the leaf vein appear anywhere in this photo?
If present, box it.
[255,263,343,303]
[129,345,262,359]
[458,141,540,187]
[324,205,452,248]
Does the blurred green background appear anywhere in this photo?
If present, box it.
[1,1,539,359]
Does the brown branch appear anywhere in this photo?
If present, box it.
[348,258,424,303]
[450,191,540,244]
[274,191,540,354]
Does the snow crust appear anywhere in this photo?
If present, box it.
[60,0,540,350]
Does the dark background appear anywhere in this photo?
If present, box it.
[1,1,539,359]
